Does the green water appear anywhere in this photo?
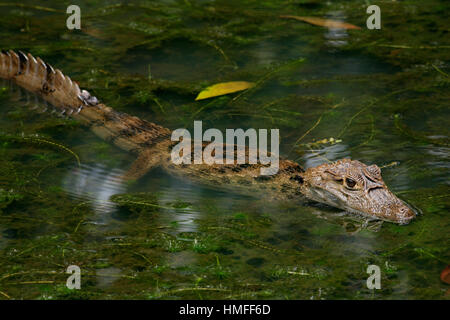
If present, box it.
[0,0,448,299]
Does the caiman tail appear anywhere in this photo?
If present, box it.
[0,50,171,178]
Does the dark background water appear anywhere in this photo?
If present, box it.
[0,0,448,299]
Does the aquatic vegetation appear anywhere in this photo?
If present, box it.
[0,189,23,211]
[0,0,448,300]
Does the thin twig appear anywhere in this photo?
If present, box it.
[230,58,306,104]
[0,3,60,12]
[353,114,375,148]
[431,64,449,78]
[376,44,450,49]
[289,99,345,157]
[157,287,230,297]
[132,251,152,265]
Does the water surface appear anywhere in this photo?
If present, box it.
[0,0,448,300]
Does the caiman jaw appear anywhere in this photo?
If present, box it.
[300,159,417,224]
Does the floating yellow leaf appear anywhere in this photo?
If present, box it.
[280,15,361,30]
[195,81,255,101]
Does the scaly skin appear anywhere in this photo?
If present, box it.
[0,50,417,224]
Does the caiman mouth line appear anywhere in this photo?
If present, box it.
[0,50,418,225]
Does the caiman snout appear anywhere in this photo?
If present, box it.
[300,159,417,224]
[366,187,416,224]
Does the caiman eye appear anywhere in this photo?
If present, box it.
[345,178,356,188]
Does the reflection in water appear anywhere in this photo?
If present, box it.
[61,163,208,274]
[323,11,350,49]
[62,163,126,220]
[1,79,53,114]
[302,143,351,169]
[62,164,127,288]
[252,40,279,66]
[426,146,450,169]
[155,174,242,234]
[157,176,202,233]
[61,162,208,233]
[96,267,123,289]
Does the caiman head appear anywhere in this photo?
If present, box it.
[300,159,416,224]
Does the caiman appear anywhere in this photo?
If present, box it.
[0,50,417,225]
